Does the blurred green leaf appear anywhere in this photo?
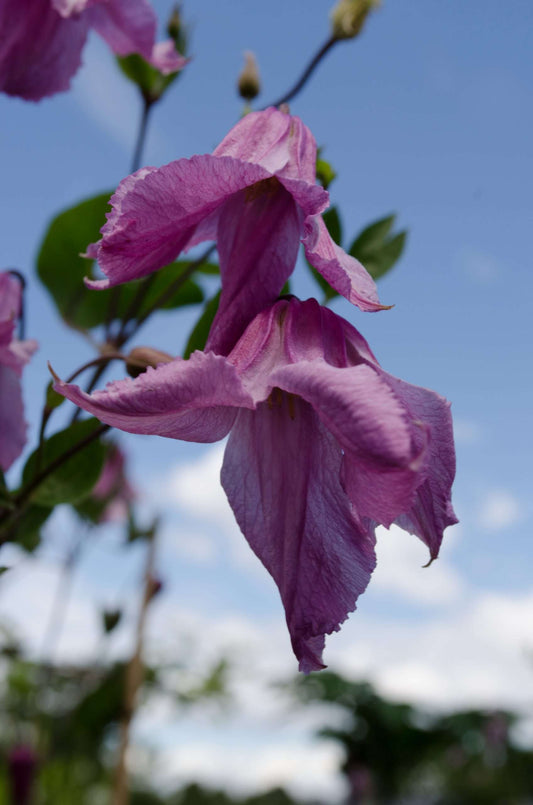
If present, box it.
[184,290,221,359]
[11,504,51,551]
[102,609,122,634]
[316,150,337,189]
[117,52,183,102]
[37,194,205,331]
[45,380,66,412]
[22,419,107,507]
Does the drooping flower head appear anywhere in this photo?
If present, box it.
[54,297,457,671]
[0,272,37,472]
[0,0,187,101]
[85,107,387,354]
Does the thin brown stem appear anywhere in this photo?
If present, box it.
[112,535,157,805]
[131,98,154,175]
[263,35,338,110]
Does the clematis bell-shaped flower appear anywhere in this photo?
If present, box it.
[0,0,187,101]
[0,272,37,472]
[85,107,387,354]
[54,297,457,671]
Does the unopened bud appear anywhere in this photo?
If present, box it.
[167,4,187,55]
[330,0,380,40]
[238,51,261,102]
[126,347,174,378]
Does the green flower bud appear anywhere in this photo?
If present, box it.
[330,0,380,40]
[238,51,261,102]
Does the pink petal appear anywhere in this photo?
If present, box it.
[221,400,376,672]
[149,40,188,75]
[53,351,255,441]
[302,215,386,312]
[206,183,302,355]
[0,0,88,101]
[214,107,318,183]
[272,359,426,526]
[86,155,275,289]
[386,376,458,558]
[0,364,28,471]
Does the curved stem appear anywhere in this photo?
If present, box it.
[131,98,154,174]
[263,35,338,110]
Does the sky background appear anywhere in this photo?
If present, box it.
[0,1,532,800]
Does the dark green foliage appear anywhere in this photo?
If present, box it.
[22,419,107,507]
[184,290,221,358]
[37,194,204,331]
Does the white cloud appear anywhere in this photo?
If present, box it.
[478,489,522,531]
[373,525,464,605]
[153,740,347,803]
[459,248,501,284]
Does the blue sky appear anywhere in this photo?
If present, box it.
[0,1,532,798]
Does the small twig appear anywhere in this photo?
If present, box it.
[112,535,157,805]
[263,35,338,110]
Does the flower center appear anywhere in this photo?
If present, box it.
[245,176,281,203]
[267,387,296,420]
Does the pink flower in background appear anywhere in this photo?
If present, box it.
[0,272,37,472]
[85,107,386,354]
[54,297,457,671]
[0,0,187,101]
[92,443,136,522]
[7,745,38,805]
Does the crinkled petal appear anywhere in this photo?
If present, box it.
[302,215,385,313]
[0,365,28,471]
[206,183,302,354]
[86,1,186,73]
[271,359,427,527]
[0,0,88,100]
[54,351,254,441]
[386,376,458,558]
[214,108,317,183]
[86,155,275,289]
[221,399,376,672]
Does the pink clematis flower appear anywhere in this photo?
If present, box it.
[0,273,37,472]
[85,107,387,354]
[54,297,457,671]
[0,0,187,101]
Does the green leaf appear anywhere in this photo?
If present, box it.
[37,193,205,330]
[349,214,395,258]
[12,505,51,552]
[37,192,113,330]
[349,215,407,282]
[316,152,337,189]
[22,419,107,507]
[184,291,221,359]
[45,380,66,412]
[322,206,342,246]
[102,609,122,634]
[194,261,220,276]
[117,53,183,101]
